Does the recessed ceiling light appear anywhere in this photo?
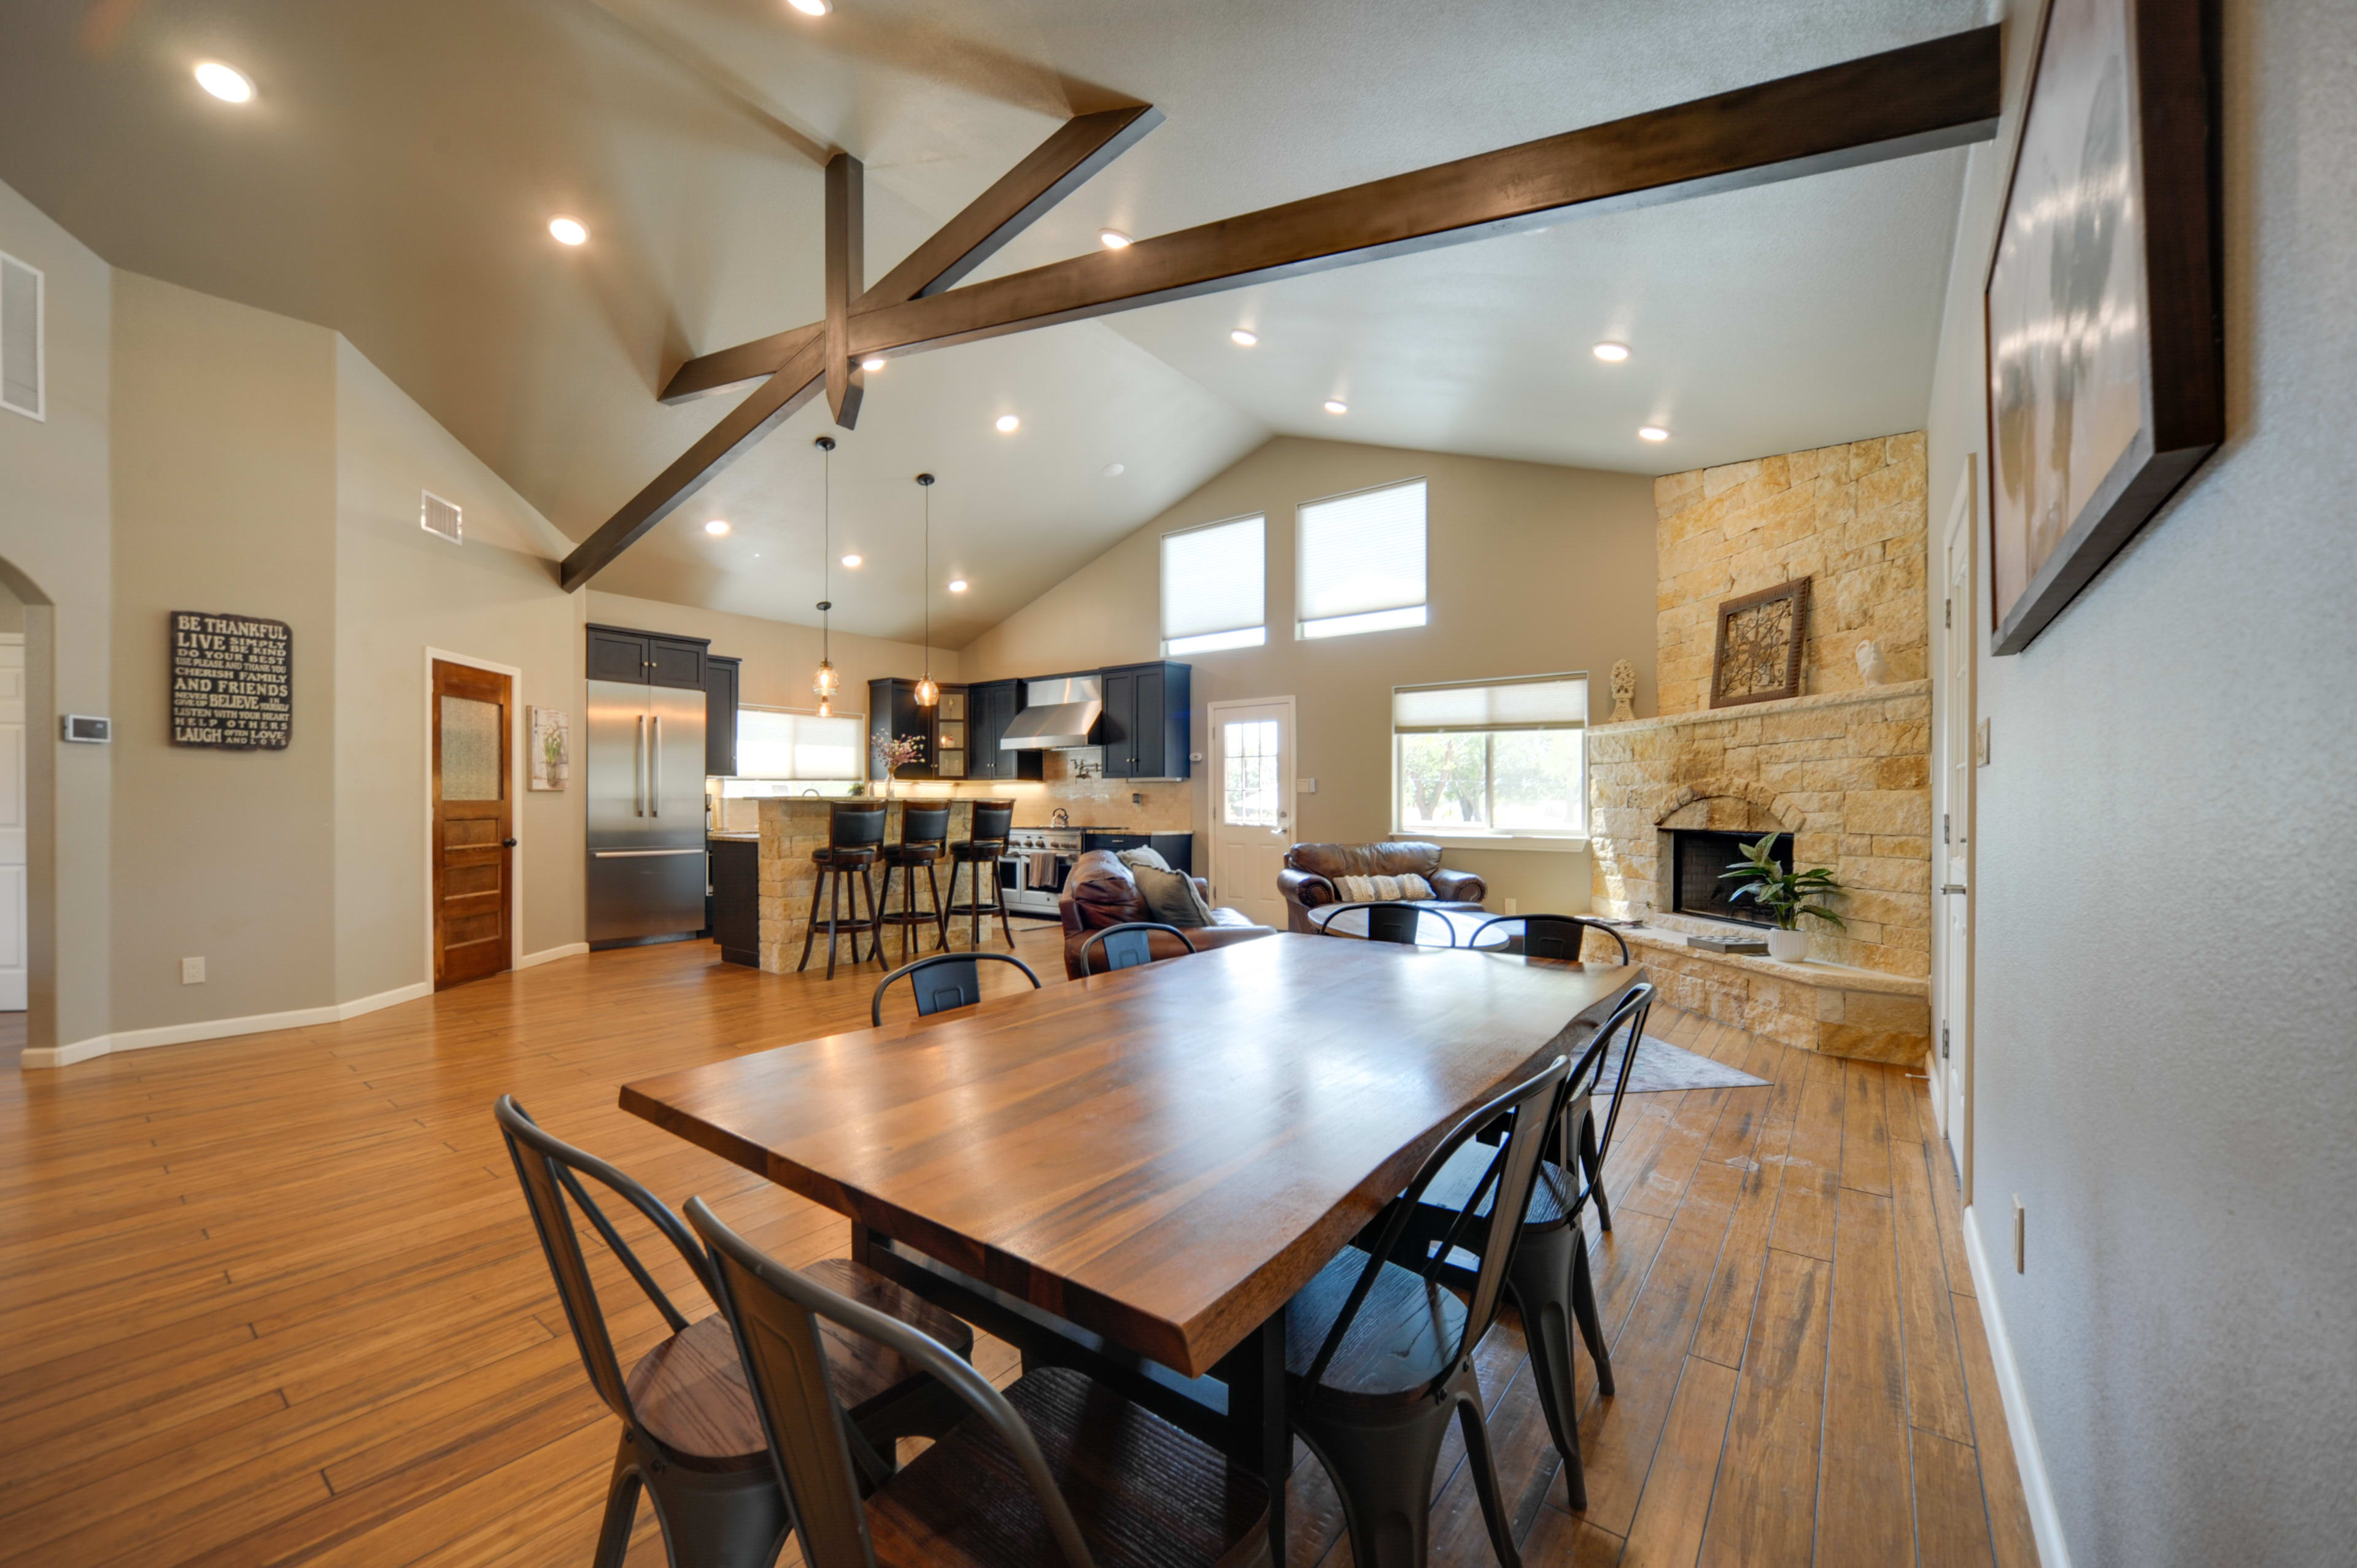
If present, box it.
[1592,341,1631,363]
[194,62,254,102]
[841,553,862,568]
[1323,400,1348,415]
[948,579,969,593]
[704,519,730,535]
[1102,462,1126,477]
[787,0,831,15]
[995,414,1020,433]
[1097,228,1132,249]
[1230,328,1258,347]
[1639,425,1670,442]
[859,356,885,371]
[548,216,588,245]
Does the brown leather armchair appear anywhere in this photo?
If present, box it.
[1057,851,1274,978]
[1277,841,1488,933]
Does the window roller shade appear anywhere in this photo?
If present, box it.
[1299,479,1426,624]
[1161,516,1265,640]
[735,709,864,780]
[1393,676,1589,732]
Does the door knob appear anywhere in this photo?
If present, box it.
[503,838,519,848]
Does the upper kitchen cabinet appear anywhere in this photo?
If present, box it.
[1100,662,1191,779]
[586,624,709,690]
[966,679,1044,781]
[705,656,740,776]
[867,678,969,779]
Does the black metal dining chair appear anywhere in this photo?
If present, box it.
[1284,1053,1569,1568]
[1316,900,1457,946]
[1076,921,1197,976]
[492,1096,977,1568]
[1466,913,1631,965]
[1387,981,1655,1508]
[687,1196,1273,1568]
[871,951,1041,1026]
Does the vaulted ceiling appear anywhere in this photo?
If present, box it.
[0,0,1981,645]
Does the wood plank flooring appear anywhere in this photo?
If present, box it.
[0,932,2035,1567]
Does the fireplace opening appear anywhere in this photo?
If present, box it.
[1668,828,1792,927]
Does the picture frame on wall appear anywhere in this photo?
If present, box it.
[528,705,569,790]
[1984,0,2222,655]
[1709,577,1812,709]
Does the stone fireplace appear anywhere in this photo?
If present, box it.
[1663,827,1790,926]
[1583,434,1934,1066]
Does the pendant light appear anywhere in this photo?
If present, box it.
[913,472,939,708]
[811,436,840,717]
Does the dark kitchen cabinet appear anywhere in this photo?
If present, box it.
[1099,661,1191,779]
[587,625,709,690]
[867,678,969,779]
[965,679,1043,782]
[704,656,740,776]
[709,837,759,967]
[1149,833,1194,875]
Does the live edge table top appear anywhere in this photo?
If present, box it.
[621,933,1643,1378]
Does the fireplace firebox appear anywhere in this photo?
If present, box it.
[1668,828,1792,927]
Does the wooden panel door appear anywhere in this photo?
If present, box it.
[433,660,514,989]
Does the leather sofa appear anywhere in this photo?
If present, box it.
[1276,841,1487,933]
[1057,851,1274,978]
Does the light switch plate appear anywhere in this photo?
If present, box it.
[1976,719,1992,767]
[1297,777,1316,794]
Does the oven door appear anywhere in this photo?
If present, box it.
[1002,850,1068,912]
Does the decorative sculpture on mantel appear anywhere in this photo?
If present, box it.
[1855,639,1892,686]
[1609,660,1637,722]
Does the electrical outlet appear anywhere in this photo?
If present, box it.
[2011,1195,2026,1273]
[1131,792,1143,806]
[1504,898,1518,916]
[180,957,206,986]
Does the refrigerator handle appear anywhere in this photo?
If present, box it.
[635,714,646,816]
[651,716,662,816]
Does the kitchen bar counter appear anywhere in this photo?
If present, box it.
[753,797,980,973]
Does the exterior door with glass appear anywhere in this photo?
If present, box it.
[1208,698,1293,929]
[433,659,514,989]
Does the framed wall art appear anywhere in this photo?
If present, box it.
[1985,0,2221,654]
[528,705,570,790]
[1710,577,1811,709]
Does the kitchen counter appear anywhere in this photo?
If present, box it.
[751,797,982,972]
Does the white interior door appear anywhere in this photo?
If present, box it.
[1209,698,1294,929]
[1937,471,1975,1189]
[0,635,24,1011]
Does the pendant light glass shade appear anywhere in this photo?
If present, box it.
[914,471,939,707]
[813,436,838,706]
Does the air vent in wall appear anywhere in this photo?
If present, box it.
[420,490,462,544]
[1,252,42,422]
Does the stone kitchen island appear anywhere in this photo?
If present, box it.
[753,797,981,973]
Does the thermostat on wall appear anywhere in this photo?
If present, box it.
[61,715,111,743]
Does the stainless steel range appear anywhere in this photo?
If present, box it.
[1000,825,1137,916]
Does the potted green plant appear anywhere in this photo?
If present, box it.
[1719,833,1846,962]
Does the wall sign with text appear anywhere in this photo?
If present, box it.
[170,611,292,749]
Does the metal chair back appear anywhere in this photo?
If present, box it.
[493,1095,711,1434]
[1302,1054,1568,1396]
[1076,921,1196,976]
[871,951,1041,1026]
[829,800,887,849]
[897,803,950,849]
[967,798,1015,845]
[1321,900,1454,946]
[1567,981,1654,1215]
[688,1197,1100,1568]
[1467,913,1630,964]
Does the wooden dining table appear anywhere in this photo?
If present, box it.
[622,932,1643,1556]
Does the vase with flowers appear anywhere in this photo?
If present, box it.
[874,734,926,801]
[1719,833,1846,962]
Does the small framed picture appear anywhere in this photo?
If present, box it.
[528,706,570,790]
[1709,577,1812,709]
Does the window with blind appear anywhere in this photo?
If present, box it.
[1298,478,1426,639]
[733,708,866,781]
[1392,673,1588,838]
[1161,514,1266,654]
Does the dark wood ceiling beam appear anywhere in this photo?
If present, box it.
[559,337,825,592]
[849,26,2000,358]
[657,322,818,404]
[823,152,865,427]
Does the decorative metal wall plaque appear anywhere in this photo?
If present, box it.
[169,611,292,749]
[1709,577,1811,708]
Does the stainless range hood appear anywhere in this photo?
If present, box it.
[1002,675,1102,751]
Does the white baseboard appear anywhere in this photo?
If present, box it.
[517,942,590,970]
[18,981,434,1070]
[1962,1205,2072,1568]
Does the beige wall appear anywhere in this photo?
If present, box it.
[334,338,588,999]
[0,176,112,1054]
[0,581,25,635]
[109,274,341,1032]
[961,436,1658,913]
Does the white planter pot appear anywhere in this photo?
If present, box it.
[1765,929,1809,962]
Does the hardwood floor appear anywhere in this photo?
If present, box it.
[0,930,2035,1567]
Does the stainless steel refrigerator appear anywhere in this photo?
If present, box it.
[587,678,708,945]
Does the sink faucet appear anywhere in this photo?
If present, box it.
[1050,808,1070,828]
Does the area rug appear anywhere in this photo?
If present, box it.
[1593,1033,1768,1095]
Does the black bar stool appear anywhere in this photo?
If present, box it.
[871,803,950,966]
[943,798,1016,950]
[797,800,886,979]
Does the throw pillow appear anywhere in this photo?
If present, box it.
[1129,862,1215,928]
[1117,847,1172,874]
[1333,873,1436,902]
